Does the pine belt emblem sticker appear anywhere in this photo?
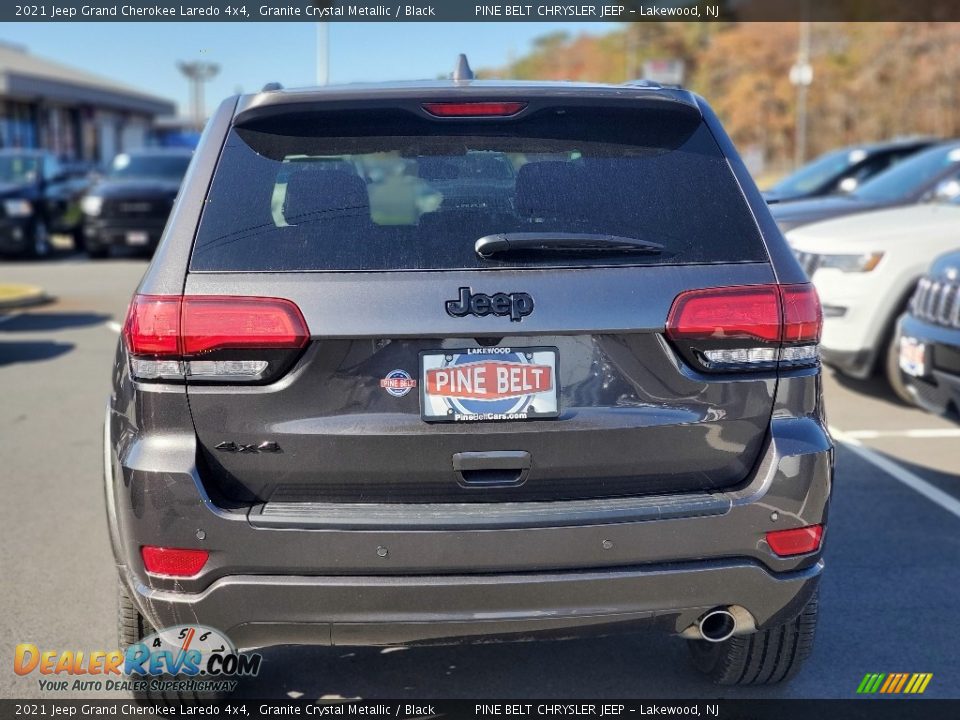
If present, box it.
[380,369,417,397]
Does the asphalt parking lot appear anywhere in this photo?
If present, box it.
[2,255,959,700]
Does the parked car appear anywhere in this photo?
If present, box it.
[80,148,191,258]
[898,249,960,418]
[0,149,91,258]
[790,194,960,401]
[763,138,936,204]
[107,71,830,688]
[772,141,960,233]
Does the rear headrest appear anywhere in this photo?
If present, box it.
[514,161,585,218]
[282,168,369,225]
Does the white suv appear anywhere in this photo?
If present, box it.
[788,196,960,401]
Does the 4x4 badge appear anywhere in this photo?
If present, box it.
[215,441,281,454]
[445,287,534,322]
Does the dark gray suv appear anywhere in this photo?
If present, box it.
[105,73,832,686]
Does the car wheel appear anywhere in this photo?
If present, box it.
[118,580,231,700]
[687,589,818,685]
[885,327,916,405]
[30,219,51,258]
[117,579,155,650]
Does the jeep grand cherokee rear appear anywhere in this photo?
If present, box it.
[105,77,832,685]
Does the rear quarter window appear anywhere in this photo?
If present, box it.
[189,105,767,272]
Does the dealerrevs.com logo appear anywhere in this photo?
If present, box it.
[14,625,261,694]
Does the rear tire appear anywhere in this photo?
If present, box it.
[118,579,233,701]
[687,590,819,685]
[117,579,155,649]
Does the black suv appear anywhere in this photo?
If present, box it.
[106,72,832,686]
[899,249,960,418]
[81,148,191,258]
[0,150,90,258]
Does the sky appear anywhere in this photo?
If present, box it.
[4,22,614,116]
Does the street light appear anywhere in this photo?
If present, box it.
[790,18,813,169]
[316,23,329,85]
[177,61,220,131]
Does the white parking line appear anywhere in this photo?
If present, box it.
[842,428,960,440]
[105,321,123,334]
[831,426,960,521]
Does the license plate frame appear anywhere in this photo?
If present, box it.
[899,336,927,378]
[419,346,560,423]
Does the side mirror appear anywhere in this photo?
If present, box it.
[838,177,859,194]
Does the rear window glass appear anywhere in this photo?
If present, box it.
[190,107,767,272]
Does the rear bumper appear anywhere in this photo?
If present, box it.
[125,560,822,649]
[106,371,833,648]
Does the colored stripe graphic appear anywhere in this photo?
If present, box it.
[857,672,932,694]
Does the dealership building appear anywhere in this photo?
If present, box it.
[0,42,176,164]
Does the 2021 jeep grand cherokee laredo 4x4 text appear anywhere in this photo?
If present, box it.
[105,72,832,686]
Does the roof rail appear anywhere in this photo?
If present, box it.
[261,82,284,92]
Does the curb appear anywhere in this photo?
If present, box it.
[0,284,50,311]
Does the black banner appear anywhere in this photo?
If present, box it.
[7,0,960,23]
[1,700,959,719]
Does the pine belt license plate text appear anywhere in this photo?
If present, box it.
[420,347,559,423]
[899,336,927,377]
[126,231,149,246]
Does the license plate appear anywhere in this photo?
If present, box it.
[899,336,927,377]
[420,347,559,423]
[126,231,149,246]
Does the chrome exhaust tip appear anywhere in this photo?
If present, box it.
[698,608,737,643]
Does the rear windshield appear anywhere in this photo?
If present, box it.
[190,107,767,272]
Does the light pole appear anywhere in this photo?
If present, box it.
[177,61,220,131]
[790,19,813,168]
[316,23,330,85]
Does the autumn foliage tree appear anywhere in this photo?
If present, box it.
[484,22,960,171]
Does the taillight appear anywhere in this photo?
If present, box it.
[123,295,180,356]
[141,546,209,577]
[122,294,309,383]
[421,101,527,117]
[180,297,308,354]
[666,283,822,371]
[766,524,824,557]
[781,284,822,343]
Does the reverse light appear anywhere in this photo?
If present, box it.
[122,295,309,382]
[422,101,527,117]
[666,283,822,371]
[141,546,209,577]
[766,524,824,557]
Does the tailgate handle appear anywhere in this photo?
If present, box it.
[452,451,531,488]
